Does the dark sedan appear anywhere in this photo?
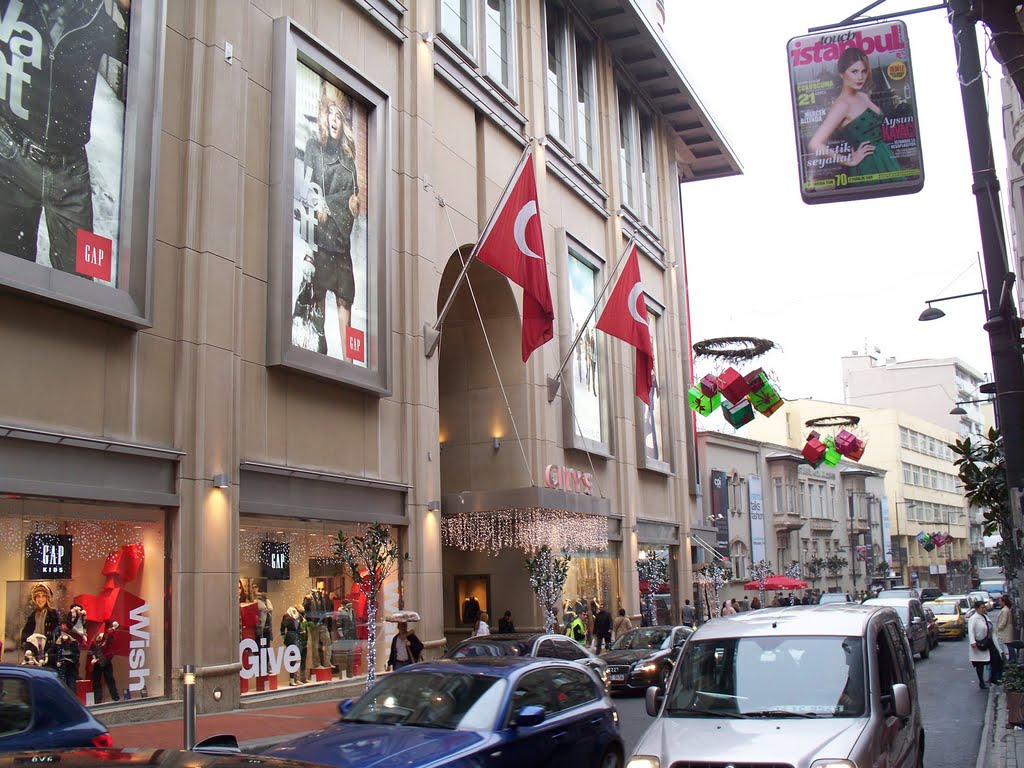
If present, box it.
[0,664,111,751]
[264,657,624,768]
[601,625,691,692]
[0,749,324,768]
[446,632,608,683]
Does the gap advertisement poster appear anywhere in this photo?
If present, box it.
[787,21,924,204]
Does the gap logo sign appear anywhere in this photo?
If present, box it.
[259,540,290,580]
[24,533,73,580]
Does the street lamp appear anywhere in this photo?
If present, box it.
[950,397,994,416]
[917,289,988,322]
[893,501,916,586]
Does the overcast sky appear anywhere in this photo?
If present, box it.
[664,2,1006,405]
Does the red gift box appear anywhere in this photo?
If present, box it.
[844,440,865,462]
[834,429,856,454]
[699,374,719,397]
[802,436,826,465]
[744,367,766,388]
[716,367,751,405]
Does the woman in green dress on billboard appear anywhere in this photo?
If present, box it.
[808,47,900,180]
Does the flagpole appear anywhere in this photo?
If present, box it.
[545,235,636,402]
[424,141,534,358]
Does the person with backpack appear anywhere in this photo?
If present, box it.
[566,612,586,644]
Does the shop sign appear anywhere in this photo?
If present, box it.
[128,603,151,694]
[787,20,924,204]
[544,464,594,495]
[239,637,301,679]
[710,470,729,560]
[24,533,72,580]
[748,475,766,563]
[259,541,291,580]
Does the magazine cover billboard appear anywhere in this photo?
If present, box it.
[787,21,924,204]
[268,18,390,394]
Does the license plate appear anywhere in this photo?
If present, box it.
[611,674,626,682]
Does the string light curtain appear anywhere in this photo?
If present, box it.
[442,508,608,555]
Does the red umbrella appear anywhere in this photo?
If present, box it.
[743,575,809,591]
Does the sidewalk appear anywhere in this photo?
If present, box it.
[981,685,1024,768]
[105,699,340,752]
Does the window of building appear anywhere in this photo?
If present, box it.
[574,32,597,170]
[617,85,636,209]
[638,109,658,224]
[642,307,670,466]
[484,0,514,90]
[543,4,600,173]
[545,2,569,143]
[774,478,784,512]
[439,0,518,97]
[566,247,607,446]
[441,0,473,51]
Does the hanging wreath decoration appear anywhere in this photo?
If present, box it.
[805,415,861,429]
[693,336,777,364]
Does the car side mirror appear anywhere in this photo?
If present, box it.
[892,683,911,718]
[192,735,240,754]
[645,685,664,717]
[338,698,354,717]
[513,705,545,727]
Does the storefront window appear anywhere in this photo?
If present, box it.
[638,544,677,625]
[0,499,166,707]
[561,545,621,622]
[238,517,402,693]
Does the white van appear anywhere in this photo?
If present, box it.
[979,580,1006,602]
[629,604,924,768]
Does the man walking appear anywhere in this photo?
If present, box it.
[593,604,612,654]
[682,599,696,628]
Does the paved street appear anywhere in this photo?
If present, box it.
[612,625,991,765]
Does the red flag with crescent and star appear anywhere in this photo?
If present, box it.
[475,149,554,361]
[595,243,654,405]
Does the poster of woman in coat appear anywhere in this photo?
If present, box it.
[0,0,130,285]
[291,61,370,366]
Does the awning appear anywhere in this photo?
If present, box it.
[571,0,741,181]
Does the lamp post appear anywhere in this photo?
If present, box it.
[893,501,916,586]
[918,290,988,322]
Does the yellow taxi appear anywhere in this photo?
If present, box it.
[929,600,967,639]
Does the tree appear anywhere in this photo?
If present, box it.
[335,522,409,690]
[637,550,669,626]
[825,555,848,589]
[873,560,891,578]
[805,556,825,586]
[525,546,571,633]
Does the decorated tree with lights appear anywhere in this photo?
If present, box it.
[525,546,571,633]
[749,559,772,607]
[695,561,732,618]
[784,560,801,580]
[335,522,409,690]
[637,550,669,626]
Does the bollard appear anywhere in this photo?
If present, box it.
[183,664,196,749]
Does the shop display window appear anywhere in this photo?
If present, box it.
[453,575,490,626]
[638,544,677,625]
[0,499,167,707]
[238,517,402,693]
[561,545,621,622]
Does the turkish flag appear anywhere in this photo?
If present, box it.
[475,150,554,361]
[595,244,654,404]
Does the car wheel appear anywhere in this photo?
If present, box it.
[599,748,622,768]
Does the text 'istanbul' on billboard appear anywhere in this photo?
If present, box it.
[0,0,130,283]
[787,21,924,204]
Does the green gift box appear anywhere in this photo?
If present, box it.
[822,436,842,466]
[687,386,721,416]
[722,398,754,428]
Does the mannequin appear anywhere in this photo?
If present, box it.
[89,621,120,703]
[22,633,48,667]
[281,606,302,686]
[255,582,274,645]
[461,594,480,624]
[336,599,356,678]
[20,583,59,668]
[54,620,80,690]
[297,605,314,683]
[67,604,88,647]
[302,580,334,675]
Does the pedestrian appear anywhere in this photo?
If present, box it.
[613,608,632,640]
[387,620,423,671]
[738,596,750,612]
[997,594,1017,663]
[787,592,796,606]
[593,604,612,653]
[584,610,594,646]
[681,599,696,628]
[566,612,587,644]
[722,600,736,616]
[473,612,491,637]
[969,599,1002,688]
[750,596,762,610]
[498,610,515,633]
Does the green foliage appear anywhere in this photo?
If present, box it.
[1003,662,1024,694]
[335,522,410,592]
[951,428,1008,538]
[805,556,826,581]
[873,560,891,577]
[825,555,848,585]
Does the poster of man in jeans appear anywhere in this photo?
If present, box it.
[0,0,130,284]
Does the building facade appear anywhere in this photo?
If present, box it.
[0,0,736,720]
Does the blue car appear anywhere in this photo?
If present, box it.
[0,664,111,751]
[264,657,624,768]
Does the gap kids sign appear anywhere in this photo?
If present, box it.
[24,533,73,580]
[544,464,594,496]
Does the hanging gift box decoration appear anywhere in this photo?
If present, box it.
[746,370,783,416]
[716,367,752,404]
[722,398,755,428]
[802,432,826,466]
[834,429,866,462]
[699,374,720,397]
[822,436,842,467]
[916,532,936,551]
[687,386,722,416]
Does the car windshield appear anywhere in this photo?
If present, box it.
[610,628,670,651]
[930,603,958,615]
[820,594,847,603]
[664,636,866,719]
[451,639,530,658]
[342,671,508,730]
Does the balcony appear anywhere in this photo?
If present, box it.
[774,511,804,532]
[809,517,835,533]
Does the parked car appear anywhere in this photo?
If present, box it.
[0,664,111,751]
[979,581,1006,603]
[265,657,625,768]
[876,587,921,600]
[600,626,692,692]
[628,605,924,768]
[819,592,853,605]
[445,633,608,684]
[940,594,975,619]
[923,608,939,648]
[969,590,994,610]
[862,597,931,659]
[919,587,942,602]
[928,600,967,640]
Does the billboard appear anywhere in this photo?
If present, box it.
[710,470,730,560]
[748,475,766,564]
[787,21,924,204]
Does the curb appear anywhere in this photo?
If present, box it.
[977,684,997,768]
